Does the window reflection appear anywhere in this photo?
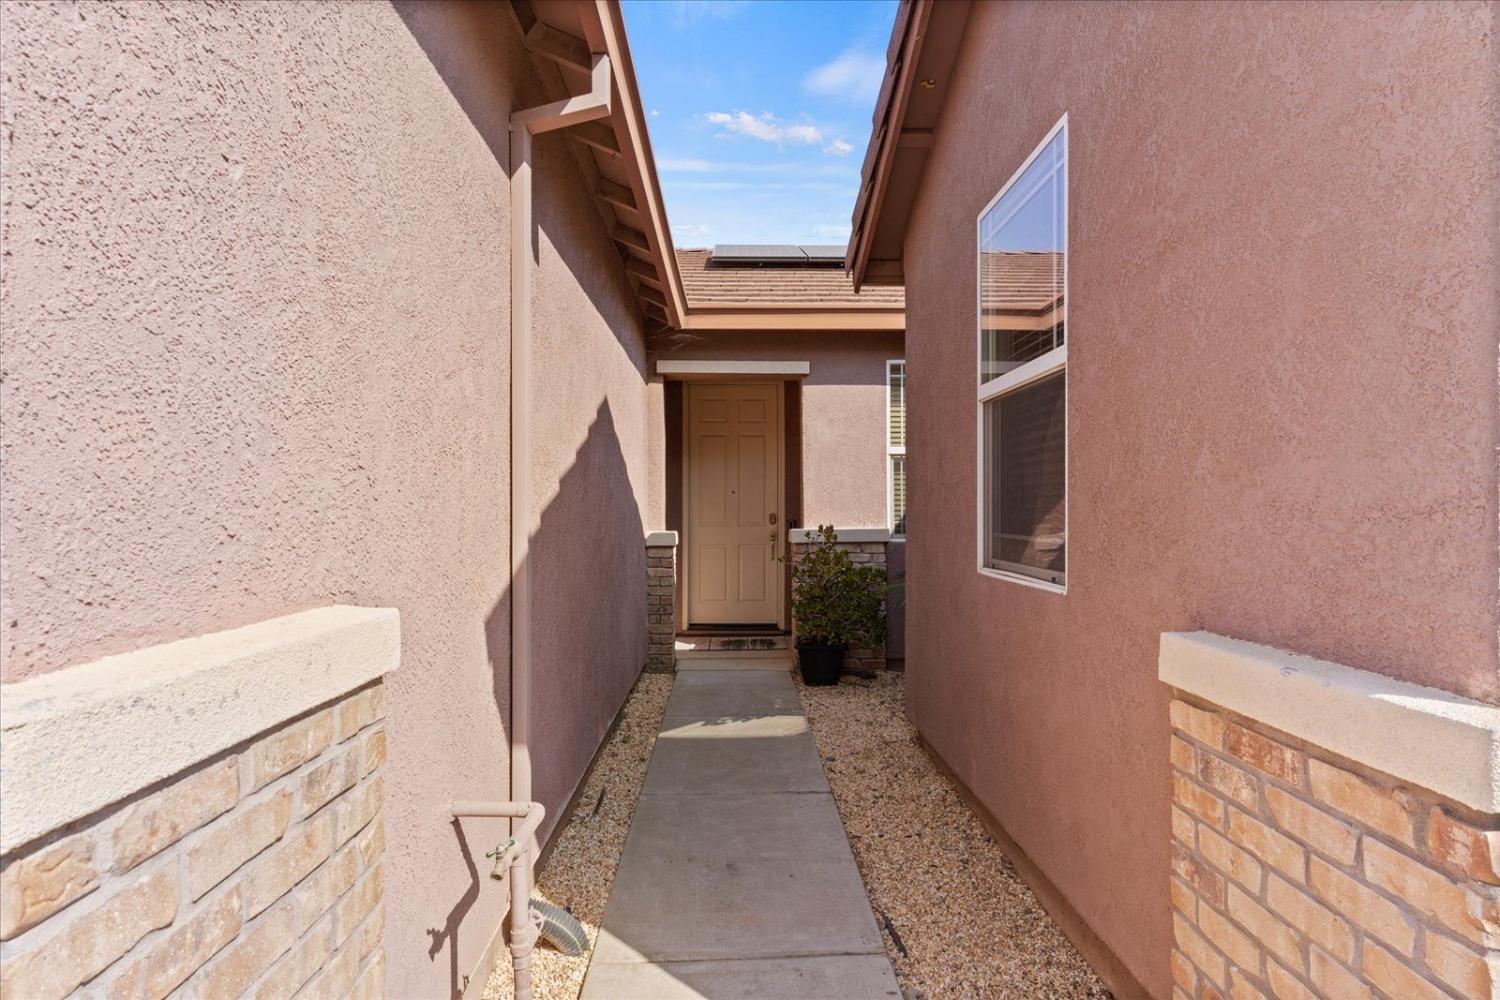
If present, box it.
[980,129,1066,386]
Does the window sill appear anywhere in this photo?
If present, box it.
[978,565,1066,595]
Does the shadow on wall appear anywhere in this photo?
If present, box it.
[485,399,647,847]
[426,401,646,1000]
[393,1,528,167]
[395,8,650,998]
[396,0,650,385]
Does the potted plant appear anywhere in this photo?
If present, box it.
[787,525,886,685]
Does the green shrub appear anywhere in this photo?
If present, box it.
[787,525,887,649]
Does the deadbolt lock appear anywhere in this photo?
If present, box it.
[769,512,778,525]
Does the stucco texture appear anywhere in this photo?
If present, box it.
[0,3,651,997]
[659,330,903,529]
[900,3,1498,996]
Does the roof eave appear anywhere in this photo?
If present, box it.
[594,0,689,327]
[847,0,927,291]
[681,307,905,332]
[846,0,971,291]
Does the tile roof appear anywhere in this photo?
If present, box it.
[676,249,905,307]
[981,251,1064,314]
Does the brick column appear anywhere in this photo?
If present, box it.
[1162,632,1498,1000]
[645,531,678,673]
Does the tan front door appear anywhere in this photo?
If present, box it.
[686,382,782,626]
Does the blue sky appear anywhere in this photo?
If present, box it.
[621,0,898,248]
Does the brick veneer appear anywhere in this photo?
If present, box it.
[0,682,389,1000]
[790,540,888,675]
[1168,694,1498,1000]
[646,540,676,672]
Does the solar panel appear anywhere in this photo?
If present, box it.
[710,243,849,265]
[712,244,806,261]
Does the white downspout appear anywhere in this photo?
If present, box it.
[510,43,613,877]
[499,52,613,1000]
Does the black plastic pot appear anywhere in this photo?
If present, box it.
[797,641,846,686]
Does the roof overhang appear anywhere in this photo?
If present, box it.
[680,305,905,332]
[513,1,689,328]
[846,0,972,291]
[522,2,904,334]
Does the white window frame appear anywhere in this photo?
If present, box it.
[975,113,1068,594]
[886,359,906,538]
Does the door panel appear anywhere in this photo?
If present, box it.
[697,545,728,603]
[697,434,728,526]
[737,434,768,525]
[688,383,781,625]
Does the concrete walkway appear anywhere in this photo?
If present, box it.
[579,655,900,1000]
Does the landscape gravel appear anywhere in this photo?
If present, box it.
[484,666,1107,1000]
[799,671,1112,1000]
[482,672,672,1000]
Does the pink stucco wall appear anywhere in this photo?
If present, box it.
[900,3,1498,996]
[659,330,904,529]
[0,3,652,997]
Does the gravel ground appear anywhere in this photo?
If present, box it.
[799,671,1112,1000]
[482,672,672,1000]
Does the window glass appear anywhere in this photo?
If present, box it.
[890,453,906,537]
[985,371,1065,582]
[887,360,907,537]
[980,128,1066,386]
[888,362,905,449]
[978,118,1066,587]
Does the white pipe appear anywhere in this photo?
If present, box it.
[506,838,538,999]
[450,801,546,998]
[449,801,547,874]
[502,49,613,1000]
[509,118,535,854]
[509,50,613,855]
[490,804,546,874]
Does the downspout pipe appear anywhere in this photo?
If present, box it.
[494,51,613,1000]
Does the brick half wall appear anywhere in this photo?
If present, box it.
[1162,634,1498,1000]
[0,685,389,1000]
[0,607,398,1000]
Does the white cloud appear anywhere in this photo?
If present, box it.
[823,138,853,157]
[705,111,822,146]
[650,108,661,118]
[811,223,852,241]
[802,49,886,104]
[672,223,715,241]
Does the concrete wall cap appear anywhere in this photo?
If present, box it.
[1159,630,1500,813]
[0,605,400,854]
[645,531,679,547]
[788,527,891,544]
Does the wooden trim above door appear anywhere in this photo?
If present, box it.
[658,360,810,377]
